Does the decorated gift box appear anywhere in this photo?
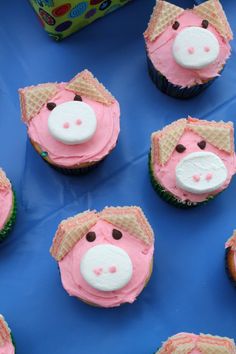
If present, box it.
[29,0,131,40]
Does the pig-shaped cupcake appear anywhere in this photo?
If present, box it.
[0,315,15,354]
[144,0,233,98]
[150,117,236,207]
[50,206,154,308]
[0,169,16,241]
[19,70,120,174]
[155,333,236,354]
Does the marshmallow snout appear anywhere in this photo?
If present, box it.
[80,244,133,292]
[176,151,228,194]
[48,101,97,145]
[172,27,220,69]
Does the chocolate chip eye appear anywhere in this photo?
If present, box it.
[86,232,96,242]
[112,229,122,240]
[172,21,180,30]
[74,95,82,101]
[47,102,56,111]
[198,140,206,150]
[201,19,209,29]
[176,144,186,153]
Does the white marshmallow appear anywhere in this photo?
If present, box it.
[175,151,228,194]
[80,244,133,292]
[172,27,220,69]
[48,101,97,145]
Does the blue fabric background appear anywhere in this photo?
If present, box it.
[0,0,235,353]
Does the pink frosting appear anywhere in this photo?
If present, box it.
[0,342,14,354]
[59,220,154,308]
[145,11,231,87]
[27,84,120,167]
[0,187,13,230]
[153,130,236,203]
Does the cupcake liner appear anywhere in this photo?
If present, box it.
[0,191,17,242]
[148,153,213,208]
[225,247,236,286]
[147,55,217,99]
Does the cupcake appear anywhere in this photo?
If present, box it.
[0,315,15,354]
[144,0,233,99]
[0,169,16,242]
[155,333,236,353]
[50,206,154,308]
[225,231,236,285]
[19,70,120,174]
[149,117,236,208]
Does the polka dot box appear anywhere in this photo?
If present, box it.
[29,0,131,40]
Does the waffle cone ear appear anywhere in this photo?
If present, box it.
[196,334,236,354]
[50,211,99,261]
[144,0,184,41]
[19,83,59,123]
[100,206,154,245]
[187,118,234,154]
[0,315,11,347]
[0,169,11,191]
[65,70,115,106]
[193,0,233,41]
[157,333,196,354]
[151,119,187,166]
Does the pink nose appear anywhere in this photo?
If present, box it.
[188,47,195,55]
[205,173,213,181]
[109,266,117,274]
[63,122,70,129]
[193,174,200,182]
[93,268,103,276]
[204,46,210,52]
[76,119,82,125]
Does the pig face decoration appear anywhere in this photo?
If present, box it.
[144,0,233,89]
[50,207,154,308]
[19,70,120,171]
[0,316,15,354]
[150,117,236,207]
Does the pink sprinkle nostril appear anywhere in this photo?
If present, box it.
[204,46,210,52]
[109,266,117,274]
[76,119,82,125]
[63,122,70,129]
[93,268,103,276]
[206,173,213,181]
[188,47,195,55]
[193,175,200,182]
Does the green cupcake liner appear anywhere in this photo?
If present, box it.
[225,247,236,287]
[0,191,17,242]
[147,54,217,99]
[148,152,213,208]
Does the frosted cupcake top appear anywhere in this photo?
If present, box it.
[50,206,154,308]
[144,0,233,88]
[151,117,236,204]
[156,332,236,353]
[19,70,120,168]
[0,170,13,230]
[0,316,14,354]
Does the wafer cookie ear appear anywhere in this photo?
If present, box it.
[100,206,154,246]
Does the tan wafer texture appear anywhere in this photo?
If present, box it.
[65,70,115,106]
[156,333,236,354]
[0,315,11,347]
[144,0,184,41]
[50,206,154,262]
[152,118,234,166]
[19,83,59,123]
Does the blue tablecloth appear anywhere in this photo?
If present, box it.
[0,1,235,353]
